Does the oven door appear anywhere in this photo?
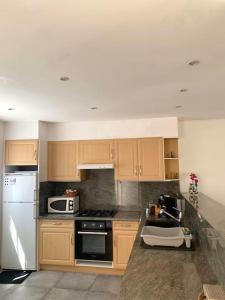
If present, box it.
[75,230,112,261]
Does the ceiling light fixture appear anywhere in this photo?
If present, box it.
[90,106,98,110]
[188,60,200,66]
[8,107,15,111]
[179,89,188,93]
[60,76,70,81]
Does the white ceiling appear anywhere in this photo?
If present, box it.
[1,0,225,122]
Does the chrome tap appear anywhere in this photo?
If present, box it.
[159,206,182,223]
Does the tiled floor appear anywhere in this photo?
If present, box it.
[0,271,122,300]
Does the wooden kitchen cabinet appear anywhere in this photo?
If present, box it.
[114,139,139,181]
[79,139,114,164]
[5,140,38,165]
[115,138,163,181]
[138,138,164,181]
[39,220,74,266]
[113,221,139,270]
[48,141,84,181]
[164,138,179,180]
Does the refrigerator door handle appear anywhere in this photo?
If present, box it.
[34,189,37,202]
[33,202,38,219]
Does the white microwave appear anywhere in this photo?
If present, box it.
[48,196,79,214]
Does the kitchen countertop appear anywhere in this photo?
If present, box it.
[38,210,142,222]
[118,214,203,300]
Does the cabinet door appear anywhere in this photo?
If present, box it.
[114,139,138,181]
[39,227,74,266]
[79,140,114,164]
[113,230,137,269]
[138,138,164,181]
[5,140,38,165]
[48,141,82,181]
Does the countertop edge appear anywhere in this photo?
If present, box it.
[38,211,143,222]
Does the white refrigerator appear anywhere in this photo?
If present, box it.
[2,172,38,270]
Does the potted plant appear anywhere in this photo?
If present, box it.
[189,172,199,206]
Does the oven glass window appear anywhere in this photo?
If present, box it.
[82,235,105,254]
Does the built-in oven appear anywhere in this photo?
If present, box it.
[75,220,112,262]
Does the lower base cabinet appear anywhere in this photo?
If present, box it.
[39,220,74,266]
[113,221,139,270]
[39,219,139,271]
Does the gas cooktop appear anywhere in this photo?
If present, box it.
[76,209,117,218]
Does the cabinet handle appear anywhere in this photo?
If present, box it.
[52,222,62,225]
[110,149,114,160]
[71,233,74,245]
[135,166,139,176]
[139,165,142,176]
[76,169,80,177]
[34,150,37,161]
[114,238,116,248]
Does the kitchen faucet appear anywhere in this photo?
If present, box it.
[159,206,182,223]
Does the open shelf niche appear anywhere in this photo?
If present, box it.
[164,138,179,181]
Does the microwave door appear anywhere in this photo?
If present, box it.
[50,200,67,213]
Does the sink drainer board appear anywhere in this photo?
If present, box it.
[141,226,194,250]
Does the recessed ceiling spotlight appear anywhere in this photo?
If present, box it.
[179,89,188,93]
[90,106,98,110]
[175,105,182,109]
[188,60,200,66]
[8,107,15,111]
[60,76,70,81]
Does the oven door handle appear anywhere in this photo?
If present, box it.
[77,231,108,235]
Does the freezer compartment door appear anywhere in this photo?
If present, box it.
[3,174,37,203]
[2,202,37,270]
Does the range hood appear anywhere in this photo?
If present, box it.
[77,163,114,170]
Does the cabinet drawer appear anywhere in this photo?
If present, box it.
[113,221,139,231]
[39,220,74,229]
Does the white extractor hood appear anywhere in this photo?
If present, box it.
[77,163,114,170]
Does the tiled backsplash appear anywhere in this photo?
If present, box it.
[39,170,180,213]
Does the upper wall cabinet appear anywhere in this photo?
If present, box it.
[48,141,83,182]
[5,140,38,166]
[114,139,138,181]
[138,138,164,181]
[79,140,114,164]
[115,138,164,181]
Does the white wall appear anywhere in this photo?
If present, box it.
[39,121,48,182]
[47,117,178,140]
[179,119,225,206]
[0,122,4,262]
[4,121,39,140]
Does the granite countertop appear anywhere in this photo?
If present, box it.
[38,210,142,222]
[119,214,202,300]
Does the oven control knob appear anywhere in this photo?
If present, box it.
[83,224,87,228]
[99,224,103,228]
